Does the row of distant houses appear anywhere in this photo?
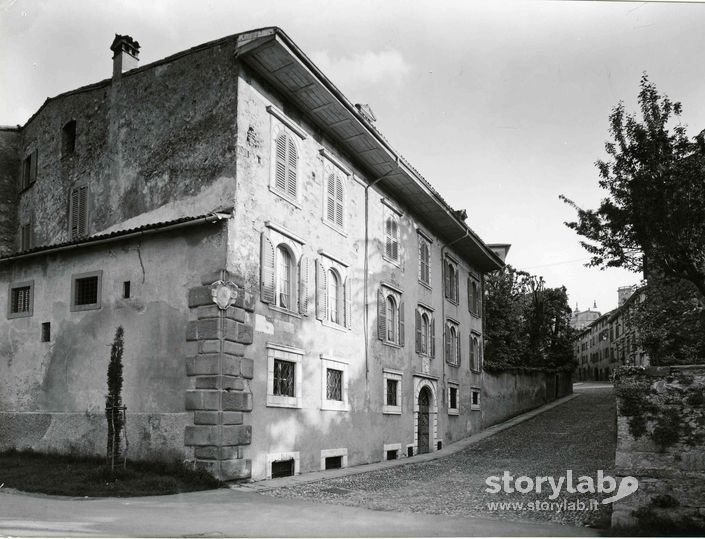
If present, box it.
[572,285,649,381]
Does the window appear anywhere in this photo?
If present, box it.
[8,280,33,319]
[19,149,37,191]
[70,271,102,312]
[41,322,51,342]
[321,356,349,411]
[384,443,402,461]
[266,450,300,479]
[444,259,459,303]
[19,220,33,251]
[386,450,398,460]
[445,321,460,366]
[378,286,403,346]
[415,306,435,358]
[260,226,307,315]
[471,388,481,410]
[383,370,402,414]
[273,132,298,200]
[69,185,89,239]
[470,334,482,372]
[271,459,295,478]
[276,246,292,310]
[448,382,459,415]
[384,212,400,263]
[325,173,344,228]
[468,276,481,316]
[316,257,351,328]
[267,344,303,408]
[320,448,348,471]
[62,120,76,157]
[123,281,131,299]
[418,234,431,286]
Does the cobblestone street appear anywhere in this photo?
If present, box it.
[265,384,616,530]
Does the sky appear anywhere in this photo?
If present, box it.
[2,0,705,313]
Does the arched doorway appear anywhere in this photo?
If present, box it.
[417,386,431,454]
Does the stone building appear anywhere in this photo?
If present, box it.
[0,28,570,482]
[570,302,601,331]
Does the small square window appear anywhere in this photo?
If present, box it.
[70,271,102,312]
[8,281,33,319]
[325,456,342,470]
[386,449,398,460]
[320,448,348,470]
[41,322,51,342]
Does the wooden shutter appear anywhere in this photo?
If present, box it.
[287,137,297,198]
[70,188,80,238]
[467,277,472,312]
[478,279,483,317]
[430,317,436,358]
[316,259,327,320]
[344,276,352,329]
[444,325,451,362]
[335,177,344,227]
[444,261,450,299]
[457,330,461,366]
[398,301,405,345]
[415,310,422,353]
[326,174,335,222]
[298,255,310,315]
[377,289,386,340]
[275,134,287,192]
[455,268,460,303]
[29,149,38,184]
[470,335,475,370]
[260,233,275,304]
[77,185,88,236]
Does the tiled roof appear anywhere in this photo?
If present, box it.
[0,210,231,263]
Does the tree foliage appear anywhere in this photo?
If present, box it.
[560,74,705,300]
[106,326,126,469]
[484,265,575,373]
[633,278,705,365]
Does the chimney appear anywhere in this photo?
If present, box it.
[110,34,140,78]
[355,103,377,124]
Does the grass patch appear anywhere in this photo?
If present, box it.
[0,449,225,497]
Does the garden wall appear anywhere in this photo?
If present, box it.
[612,365,705,531]
[482,370,572,428]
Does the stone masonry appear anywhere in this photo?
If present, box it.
[185,269,255,481]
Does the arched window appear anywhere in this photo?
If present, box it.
[276,246,292,309]
[471,336,480,371]
[386,295,397,343]
[328,269,340,325]
[449,326,458,365]
[421,313,430,355]
[419,239,430,285]
[445,261,458,303]
[326,174,344,228]
[274,133,298,199]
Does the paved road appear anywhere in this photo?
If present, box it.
[264,383,616,530]
[0,385,612,537]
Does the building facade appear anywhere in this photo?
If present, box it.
[0,28,565,482]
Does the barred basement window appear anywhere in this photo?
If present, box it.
[325,456,342,470]
[273,359,295,397]
[326,368,343,401]
[386,449,398,460]
[271,459,295,478]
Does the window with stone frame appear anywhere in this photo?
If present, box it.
[70,271,102,312]
[267,344,303,408]
[273,131,298,200]
[260,226,309,316]
[447,382,459,415]
[325,172,344,229]
[383,207,400,264]
[8,280,33,319]
[468,276,481,316]
[445,320,461,366]
[418,233,431,286]
[414,305,435,358]
[383,369,402,414]
[315,255,351,329]
[321,356,349,411]
[378,286,404,346]
[471,387,481,410]
[444,258,459,304]
[470,333,482,372]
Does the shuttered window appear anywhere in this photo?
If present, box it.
[446,323,460,366]
[326,173,344,228]
[419,237,430,285]
[19,221,33,251]
[444,260,459,303]
[328,269,340,325]
[19,149,38,191]
[274,133,297,199]
[384,214,399,262]
[415,309,435,357]
[379,289,404,346]
[276,246,292,309]
[69,185,88,239]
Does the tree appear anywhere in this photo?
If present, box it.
[106,326,126,470]
[560,74,705,300]
[633,278,705,365]
[484,266,575,373]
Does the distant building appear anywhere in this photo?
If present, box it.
[570,301,601,331]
